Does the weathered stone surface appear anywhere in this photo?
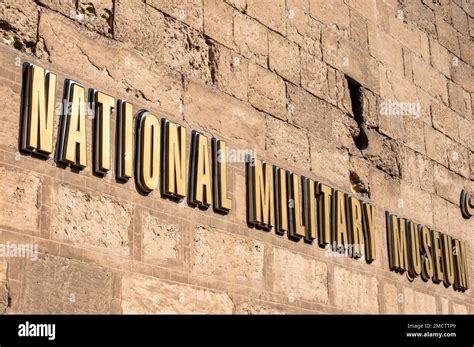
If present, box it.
[286,0,322,57]
[429,37,451,78]
[52,185,132,255]
[76,0,114,36]
[300,51,328,99]
[400,149,434,193]
[452,302,469,314]
[248,63,287,120]
[143,213,180,264]
[424,125,448,167]
[115,0,211,83]
[431,101,460,140]
[0,166,41,234]
[233,12,268,67]
[380,282,400,313]
[401,0,437,36]
[0,0,38,52]
[272,248,328,304]
[122,272,234,313]
[247,0,286,35]
[234,301,285,314]
[322,27,379,92]
[184,80,266,151]
[203,0,235,48]
[448,81,470,118]
[435,15,460,56]
[212,44,249,101]
[432,194,448,231]
[268,32,300,84]
[148,0,204,30]
[0,85,20,151]
[191,226,265,281]
[287,83,332,135]
[309,0,350,35]
[403,117,426,154]
[402,288,437,314]
[20,255,114,313]
[399,182,433,226]
[333,266,379,313]
[412,55,448,104]
[225,0,246,11]
[266,117,310,170]
[458,116,473,152]
[433,163,465,204]
[37,10,183,115]
[446,138,470,178]
[350,10,368,50]
[0,259,8,313]
[362,130,401,178]
[310,135,350,190]
[191,225,264,282]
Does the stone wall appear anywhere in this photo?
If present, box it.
[0,0,472,314]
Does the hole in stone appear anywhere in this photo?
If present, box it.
[349,171,370,198]
[346,76,368,150]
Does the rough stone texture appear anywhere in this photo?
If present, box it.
[148,0,204,30]
[0,85,21,151]
[402,288,437,314]
[0,259,8,313]
[191,226,264,282]
[37,10,183,115]
[121,272,234,313]
[233,12,268,67]
[272,248,329,304]
[0,0,472,315]
[268,32,300,84]
[266,117,310,170]
[212,44,249,101]
[0,166,41,234]
[301,51,329,99]
[52,185,132,256]
[248,63,287,120]
[20,255,114,313]
[143,213,180,264]
[115,0,212,83]
[333,266,379,313]
[380,282,400,313]
[0,0,38,53]
[203,0,235,49]
[247,0,286,35]
[233,301,285,314]
[184,80,266,151]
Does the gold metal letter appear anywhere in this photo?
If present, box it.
[288,174,305,238]
[92,90,114,174]
[273,166,288,235]
[116,100,133,180]
[431,229,445,284]
[190,132,212,207]
[317,183,332,247]
[58,81,87,168]
[420,225,434,281]
[332,189,348,252]
[347,196,364,258]
[21,63,57,156]
[212,138,232,212]
[248,159,274,229]
[163,120,187,198]
[136,111,160,192]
